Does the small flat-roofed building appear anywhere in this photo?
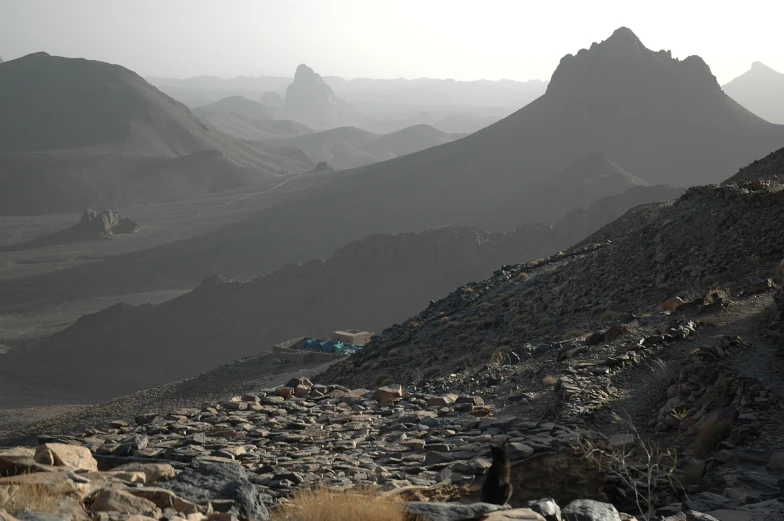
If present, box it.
[331,329,374,346]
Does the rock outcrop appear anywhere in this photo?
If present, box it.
[284,64,358,126]
[78,209,139,236]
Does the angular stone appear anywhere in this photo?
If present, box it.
[403,502,508,521]
[426,394,458,407]
[126,487,204,514]
[562,499,620,521]
[89,488,160,517]
[35,444,97,472]
[372,385,403,402]
[481,510,547,521]
[159,461,269,521]
[111,462,177,483]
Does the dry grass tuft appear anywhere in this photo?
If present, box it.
[541,375,558,386]
[0,484,63,515]
[562,329,584,340]
[271,487,407,521]
[778,259,784,277]
[519,272,529,280]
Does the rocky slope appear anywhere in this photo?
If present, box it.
[494,153,651,225]
[723,147,784,185]
[0,184,682,406]
[723,62,784,124]
[0,54,315,215]
[1,378,780,521]
[224,27,784,236]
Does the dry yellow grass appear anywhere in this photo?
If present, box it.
[0,484,63,515]
[271,488,408,521]
[541,375,558,385]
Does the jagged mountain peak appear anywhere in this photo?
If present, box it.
[602,26,645,49]
[547,27,721,98]
[285,63,341,121]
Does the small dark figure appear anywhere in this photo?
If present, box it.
[482,441,512,505]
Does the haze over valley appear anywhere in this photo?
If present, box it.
[1,2,784,519]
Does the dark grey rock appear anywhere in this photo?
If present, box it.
[402,502,508,521]
[562,499,620,521]
[160,460,269,520]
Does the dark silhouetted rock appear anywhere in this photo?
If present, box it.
[160,461,269,520]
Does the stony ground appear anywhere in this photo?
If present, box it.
[3,176,784,520]
[0,354,336,446]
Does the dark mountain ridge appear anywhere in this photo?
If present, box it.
[0,182,682,405]
[0,53,315,214]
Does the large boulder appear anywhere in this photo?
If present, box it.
[562,499,620,521]
[402,502,508,521]
[34,444,97,472]
[158,461,268,520]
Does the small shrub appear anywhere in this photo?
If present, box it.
[456,333,469,341]
[271,487,406,521]
[591,305,605,315]
[463,287,474,294]
[701,275,718,286]
[446,320,461,329]
[519,272,529,280]
[374,373,393,386]
[477,302,491,311]
[522,287,535,296]
[370,361,382,370]
[453,355,471,369]
[541,375,558,385]
[440,316,450,325]
[360,362,373,371]
[538,317,554,328]
[562,329,583,340]
[510,315,527,328]
[423,366,439,377]
[386,348,401,358]
[599,310,622,325]
[695,421,732,458]
[778,259,784,277]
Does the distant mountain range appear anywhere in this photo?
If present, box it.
[0,53,316,214]
[3,27,776,292]
[266,124,465,171]
[723,62,784,124]
[148,72,547,112]
[193,95,314,140]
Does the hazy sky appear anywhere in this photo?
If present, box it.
[1,0,782,83]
